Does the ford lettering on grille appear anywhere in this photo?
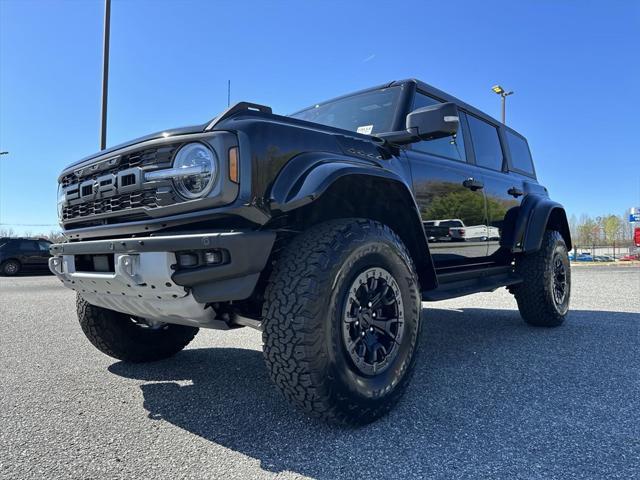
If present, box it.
[65,167,143,204]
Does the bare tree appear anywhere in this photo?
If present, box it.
[0,227,16,238]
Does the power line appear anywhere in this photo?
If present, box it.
[0,223,59,227]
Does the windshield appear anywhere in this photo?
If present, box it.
[290,86,402,135]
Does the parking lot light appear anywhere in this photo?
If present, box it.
[492,84,514,124]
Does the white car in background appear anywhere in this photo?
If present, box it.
[424,219,500,242]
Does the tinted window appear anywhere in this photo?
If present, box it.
[19,240,37,250]
[467,115,504,171]
[38,241,51,252]
[290,86,402,134]
[440,220,464,227]
[506,130,534,175]
[411,93,466,161]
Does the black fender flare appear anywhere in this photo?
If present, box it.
[511,195,572,253]
[269,152,402,212]
[268,152,438,290]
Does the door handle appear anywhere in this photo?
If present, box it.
[508,187,524,198]
[462,178,484,191]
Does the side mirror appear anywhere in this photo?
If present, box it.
[377,102,459,145]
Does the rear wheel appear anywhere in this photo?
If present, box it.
[513,230,571,327]
[1,259,21,276]
[261,219,422,425]
[77,296,199,362]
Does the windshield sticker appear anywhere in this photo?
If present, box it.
[357,125,374,135]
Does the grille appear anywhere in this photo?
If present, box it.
[61,144,179,187]
[62,190,159,221]
[60,143,182,224]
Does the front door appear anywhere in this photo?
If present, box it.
[406,92,488,270]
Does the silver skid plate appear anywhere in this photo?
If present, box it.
[50,252,215,327]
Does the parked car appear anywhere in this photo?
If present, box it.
[620,253,639,261]
[0,237,52,275]
[49,79,573,425]
[574,253,594,262]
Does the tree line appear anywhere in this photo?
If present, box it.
[0,227,66,243]
[568,212,635,247]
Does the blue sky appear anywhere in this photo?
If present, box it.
[1,0,639,234]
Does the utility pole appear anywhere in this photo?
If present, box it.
[100,0,111,150]
[491,85,514,124]
[227,80,231,107]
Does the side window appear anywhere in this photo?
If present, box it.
[19,240,37,251]
[467,114,504,171]
[506,130,535,175]
[38,241,51,252]
[411,92,466,162]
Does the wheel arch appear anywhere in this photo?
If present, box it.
[268,155,437,290]
[513,195,572,253]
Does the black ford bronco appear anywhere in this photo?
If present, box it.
[51,79,572,425]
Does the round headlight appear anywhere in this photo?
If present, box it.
[173,143,217,199]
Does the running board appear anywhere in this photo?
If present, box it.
[422,269,522,302]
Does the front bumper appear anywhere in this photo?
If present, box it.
[49,231,275,327]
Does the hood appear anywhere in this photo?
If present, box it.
[68,123,207,168]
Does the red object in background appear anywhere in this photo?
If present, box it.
[634,227,640,247]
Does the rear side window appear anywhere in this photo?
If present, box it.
[440,220,464,227]
[467,115,504,171]
[506,130,535,175]
[19,241,37,250]
[411,92,466,162]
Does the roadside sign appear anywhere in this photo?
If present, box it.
[630,212,640,222]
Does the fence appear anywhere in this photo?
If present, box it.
[572,244,637,259]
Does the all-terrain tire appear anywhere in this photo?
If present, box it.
[77,295,199,362]
[1,259,21,276]
[513,230,571,327]
[261,219,422,425]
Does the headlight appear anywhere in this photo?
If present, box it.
[172,142,217,199]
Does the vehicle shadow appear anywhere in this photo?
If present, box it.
[109,307,639,479]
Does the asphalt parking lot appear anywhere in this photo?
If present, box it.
[1,266,638,479]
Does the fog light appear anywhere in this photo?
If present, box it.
[177,253,199,267]
[204,250,222,265]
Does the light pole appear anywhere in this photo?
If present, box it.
[492,85,513,124]
[100,0,111,150]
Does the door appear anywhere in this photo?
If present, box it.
[16,240,42,267]
[465,117,529,259]
[35,241,52,267]
[407,92,488,269]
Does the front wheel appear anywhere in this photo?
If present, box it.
[262,219,422,425]
[77,296,199,362]
[513,230,571,327]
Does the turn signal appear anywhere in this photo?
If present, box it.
[228,146,239,183]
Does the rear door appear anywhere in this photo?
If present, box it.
[406,91,489,269]
[466,117,530,259]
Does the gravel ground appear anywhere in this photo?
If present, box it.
[1,266,639,479]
